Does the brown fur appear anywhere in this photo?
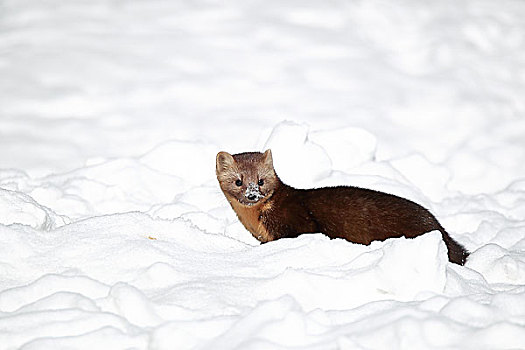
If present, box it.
[216,150,469,265]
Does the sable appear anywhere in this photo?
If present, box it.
[216,150,469,265]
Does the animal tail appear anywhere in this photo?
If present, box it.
[441,230,469,265]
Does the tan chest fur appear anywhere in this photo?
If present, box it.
[229,198,273,243]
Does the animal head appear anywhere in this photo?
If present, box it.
[216,149,278,206]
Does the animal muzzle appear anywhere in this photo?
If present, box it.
[245,183,263,201]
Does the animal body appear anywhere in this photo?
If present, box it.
[216,150,469,265]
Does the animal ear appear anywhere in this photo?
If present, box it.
[263,149,273,168]
[216,151,235,174]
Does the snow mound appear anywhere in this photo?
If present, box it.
[0,188,67,230]
[0,217,451,349]
[263,121,332,187]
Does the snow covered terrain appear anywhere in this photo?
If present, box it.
[1,0,525,349]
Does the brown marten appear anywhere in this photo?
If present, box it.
[216,150,469,265]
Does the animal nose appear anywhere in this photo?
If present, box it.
[245,182,261,201]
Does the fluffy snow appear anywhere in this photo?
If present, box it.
[1,0,525,349]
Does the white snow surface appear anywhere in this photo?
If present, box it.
[1,0,525,349]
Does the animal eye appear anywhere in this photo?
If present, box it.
[235,179,243,187]
[258,179,264,186]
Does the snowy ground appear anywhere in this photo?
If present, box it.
[1,0,525,349]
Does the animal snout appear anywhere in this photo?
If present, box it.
[245,182,262,201]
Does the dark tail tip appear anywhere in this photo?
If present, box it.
[442,231,469,265]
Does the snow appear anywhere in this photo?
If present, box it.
[1,0,525,349]
[244,182,263,202]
